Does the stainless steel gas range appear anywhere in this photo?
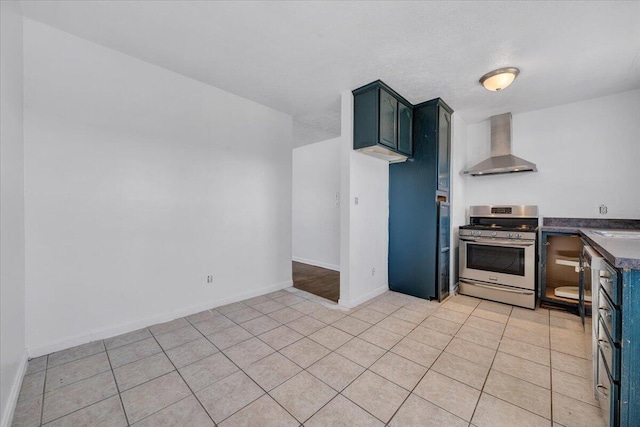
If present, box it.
[458,205,538,309]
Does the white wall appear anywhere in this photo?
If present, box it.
[461,90,640,219]
[0,1,27,425]
[450,113,468,290]
[23,19,293,355]
[339,91,389,308]
[292,138,341,271]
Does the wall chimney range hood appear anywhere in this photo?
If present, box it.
[464,113,537,176]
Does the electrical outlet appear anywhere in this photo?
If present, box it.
[599,205,608,215]
[335,200,340,208]
[206,275,213,284]
[372,267,375,276]
[355,197,359,205]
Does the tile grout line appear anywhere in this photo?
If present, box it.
[102,339,131,427]
[38,355,48,426]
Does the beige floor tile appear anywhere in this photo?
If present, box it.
[369,352,427,390]
[403,299,439,314]
[406,326,453,350]
[280,337,331,368]
[47,341,105,368]
[550,327,589,359]
[390,337,441,368]
[243,295,271,307]
[552,392,606,427]
[108,337,162,369]
[307,352,364,391]
[550,315,584,332]
[148,318,190,336]
[552,369,599,406]
[503,324,550,348]
[366,300,400,315]
[11,393,42,427]
[343,371,409,423]
[258,325,303,350]
[43,395,125,427]
[239,315,281,335]
[207,325,252,350]
[511,307,549,325]
[492,352,550,389]
[289,299,324,315]
[263,290,292,299]
[25,355,48,376]
[244,352,301,391]
[225,306,263,323]
[421,316,462,336]
[308,307,346,323]
[359,325,403,350]
[252,299,287,315]
[475,299,513,316]
[431,352,489,390]
[414,370,480,421]
[456,324,501,350]
[121,372,191,424]
[269,307,306,323]
[133,395,214,427]
[306,394,383,427]
[376,316,416,336]
[309,326,353,350]
[350,308,387,324]
[271,371,337,422]
[178,352,238,391]
[104,329,152,350]
[484,370,551,419]
[113,352,174,391]
[216,301,248,315]
[192,316,236,336]
[196,371,264,423]
[472,393,551,427]
[222,337,274,368]
[273,293,305,306]
[285,315,326,335]
[336,337,386,367]
[155,325,202,351]
[551,350,591,378]
[42,371,118,424]
[390,307,429,324]
[184,309,218,325]
[219,395,298,427]
[165,337,219,368]
[498,337,550,366]
[332,316,372,335]
[465,315,506,335]
[47,353,111,392]
[389,393,467,427]
[431,307,469,324]
[18,370,45,400]
[508,316,552,335]
[445,337,496,367]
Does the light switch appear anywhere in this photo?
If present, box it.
[355,197,359,205]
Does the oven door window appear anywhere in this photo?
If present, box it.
[467,244,525,276]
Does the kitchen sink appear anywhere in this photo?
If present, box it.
[593,230,640,239]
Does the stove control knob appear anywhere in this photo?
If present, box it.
[516,233,522,238]
[491,232,497,237]
[477,231,482,236]
[506,233,512,238]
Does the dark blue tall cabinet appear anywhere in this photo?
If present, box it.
[388,98,453,301]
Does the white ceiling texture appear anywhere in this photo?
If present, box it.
[20,1,640,147]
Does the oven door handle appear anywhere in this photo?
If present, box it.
[460,279,535,295]
[460,237,535,247]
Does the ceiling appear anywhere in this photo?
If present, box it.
[20,1,640,145]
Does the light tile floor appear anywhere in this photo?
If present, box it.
[11,289,606,427]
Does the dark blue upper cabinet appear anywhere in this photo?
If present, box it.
[353,80,413,161]
[437,106,451,191]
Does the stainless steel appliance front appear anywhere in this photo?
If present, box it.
[458,205,538,309]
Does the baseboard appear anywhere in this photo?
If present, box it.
[338,284,388,309]
[1,349,28,427]
[27,279,293,358]
[292,256,340,272]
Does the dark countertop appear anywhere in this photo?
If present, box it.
[540,219,640,270]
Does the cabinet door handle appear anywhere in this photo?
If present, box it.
[596,384,608,398]
[598,339,610,350]
[599,307,611,317]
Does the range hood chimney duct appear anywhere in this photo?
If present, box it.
[464,113,537,176]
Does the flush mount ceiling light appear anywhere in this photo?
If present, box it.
[479,67,520,92]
